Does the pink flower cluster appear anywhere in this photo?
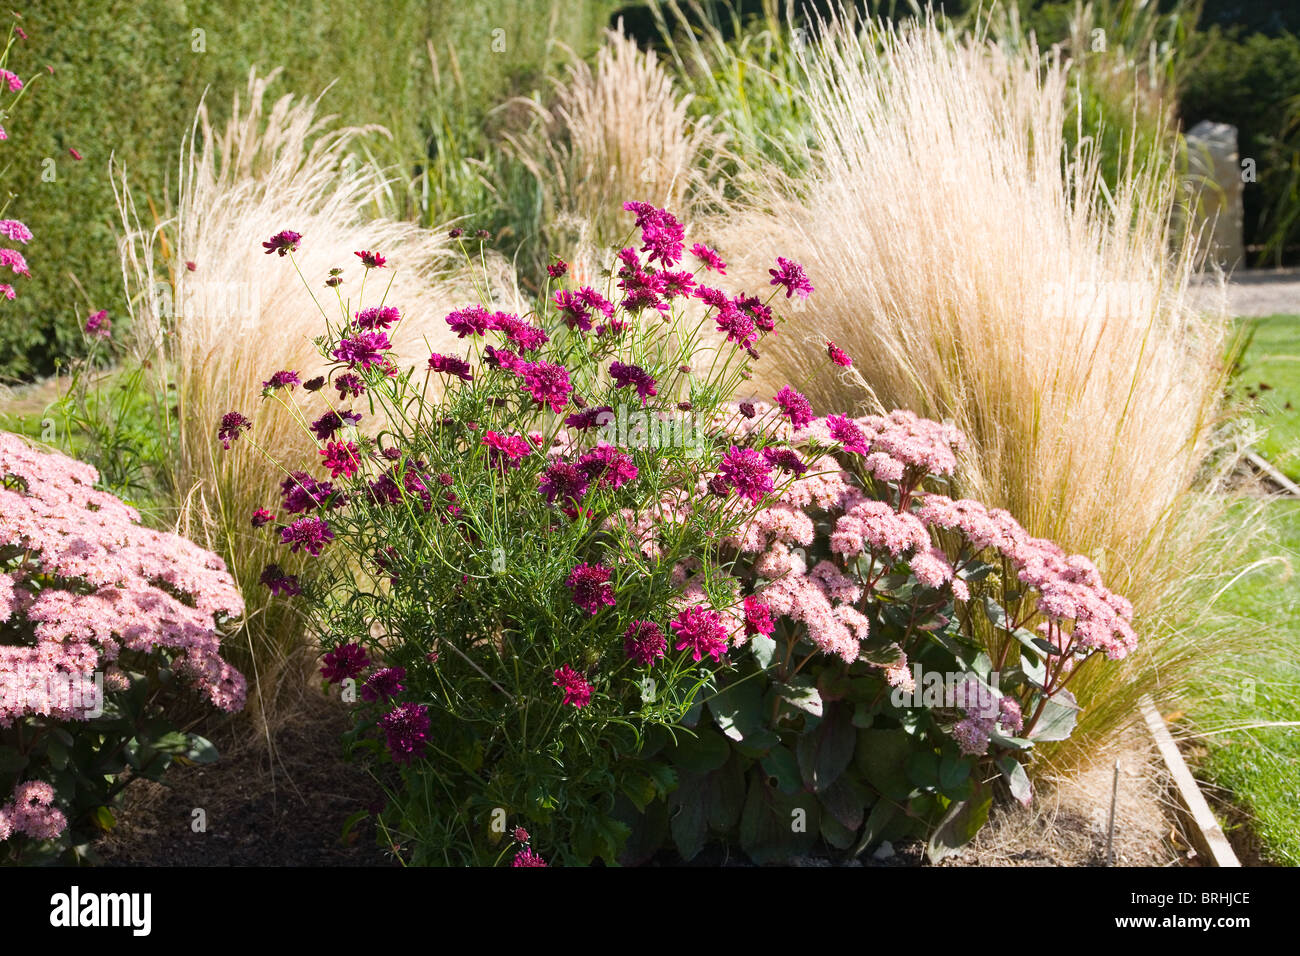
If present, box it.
[0,781,66,842]
[0,432,247,729]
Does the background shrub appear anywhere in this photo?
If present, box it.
[0,0,618,381]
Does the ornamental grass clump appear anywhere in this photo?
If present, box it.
[0,432,245,863]
[235,203,811,866]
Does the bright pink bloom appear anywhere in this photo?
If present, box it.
[553,665,593,708]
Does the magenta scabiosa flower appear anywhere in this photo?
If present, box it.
[827,414,870,454]
[623,620,667,666]
[217,411,252,449]
[552,664,593,708]
[334,373,365,399]
[280,516,334,556]
[671,606,730,662]
[827,341,853,367]
[520,361,572,413]
[577,443,637,490]
[354,249,386,268]
[690,242,726,274]
[446,304,492,338]
[547,260,568,278]
[262,230,301,256]
[428,353,474,382]
[512,847,549,867]
[251,507,276,528]
[775,386,814,429]
[609,361,657,404]
[310,409,361,441]
[716,446,774,504]
[743,595,775,637]
[84,309,111,339]
[539,461,589,507]
[320,441,361,479]
[566,562,615,615]
[762,446,808,476]
[321,643,369,683]
[768,256,813,298]
[354,305,401,330]
[261,369,301,393]
[332,331,391,370]
[380,702,430,764]
[361,666,407,702]
[482,431,532,470]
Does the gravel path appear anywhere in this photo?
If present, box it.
[1193,267,1300,317]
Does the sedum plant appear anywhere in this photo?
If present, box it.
[0,432,246,864]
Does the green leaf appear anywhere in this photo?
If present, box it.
[851,701,875,729]
[91,806,117,832]
[182,734,220,765]
[1009,626,1058,658]
[858,642,907,669]
[939,753,972,793]
[773,680,823,718]
[850,796,898,857]
[669,774,709,862]
[1027,690,1080,742]
[738,775,819,865]
[997,756,1033,807]
[821,775,870,832]
[709,678,778,753]
[854,729,913,801]
[749,635,777,670]
[820,808,856,850]
[905,751,940,790]
[667,727,731,773]
[797,702,855,793]
[760,745,802,795]
[0,746,30,775]
[45,736,69,772]
[926,786,992,864]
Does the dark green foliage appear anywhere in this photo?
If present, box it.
[0,0,618,381]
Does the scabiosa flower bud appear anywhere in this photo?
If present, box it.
[738,402,756,419]
[547,259,568,278]
[251,507,275,528]
[677,401,693,412]
[437,473,453,486]
[707,474,730,497]
[303,376,325,392]
[623,621,667,666]
[448,227,464,239]
[679,364,691,374]
[513,826,531,844]
[566,563,615,615]
[552,664,593,707]
[262,230,301,256]
[354,249,386,268]
[218,411,252,449]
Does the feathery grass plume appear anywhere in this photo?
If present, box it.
[713,13,1254,770]
[503,25,726,281]
[112,68,512,733]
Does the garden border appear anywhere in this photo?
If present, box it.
[1139,696,1241,867]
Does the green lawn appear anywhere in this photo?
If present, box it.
[1194,499,1300,865]
[1192,313,1300,866]
[1240,314,1300,482]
